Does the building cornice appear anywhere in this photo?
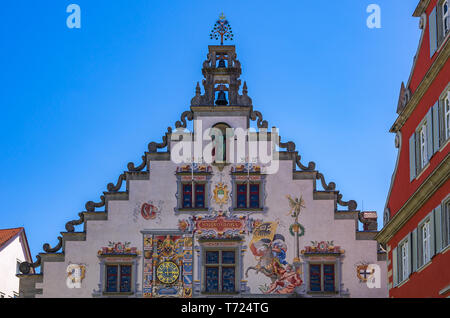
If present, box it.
[190,105,253,118]
[413,0,431,17]
[376,153,450,244]
[390,39,450,133]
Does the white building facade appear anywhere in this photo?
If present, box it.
[18,45,387,298]
[0,228,33,298]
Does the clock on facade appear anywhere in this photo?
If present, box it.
[156,261,180,284]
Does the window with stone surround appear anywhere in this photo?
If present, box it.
[204,250,237,293]
[416,212,436,270]
[175,165,212,213]
[444,1,449,35]
[106,264,132,293]
[182,183,206,209]
[431,1,450,56]
[95,244,140,297]
[422,220,431,265]
[230,167,266,212]
[398,237,410,282]
[443,198,450,248]
[98,258,138,296]
[198,241,243,295]
[419,123,428,169]
[309,264,335,292]
[301,242,344,295]
[445,91,450,140]
[409,108,436,181]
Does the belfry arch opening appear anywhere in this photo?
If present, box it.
[211,122,232,164]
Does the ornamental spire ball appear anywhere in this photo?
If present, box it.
[209,13,234,45]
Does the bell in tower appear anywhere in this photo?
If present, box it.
[217,58,226,68]
[190,14,252,107]
[215,90,228,105]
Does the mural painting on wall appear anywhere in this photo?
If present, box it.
[97,241,140,256]
[356,261,375,283]
[286,195,306,262]
[142,234,193,298]
[213,182,229,205]
[245,195,308,295]
[133,200,163,223]
[176,164,212,173]
[245,221,303,294]
[66,264,86,289]
[178,212,259,239]
[232,164,261,173]
[301,241,344,254]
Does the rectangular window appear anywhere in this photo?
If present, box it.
[444,200,450,247]
[235,182,262,209]
[309,264,335,292]
[182,184,192,208]
[106,265,118,292]
[443,0,449,36]
[204,250,236,294]
[445,92,450,140]
[401,241,409,281]
[422,221,431,265]
[237,184,247,208]
[249,184,260,208]
[419,124,428,169]
[309,264,321,292]
[120,265,132,292]
[222,267,236,293]
[205,267,219,292]
[195,184,205,208]
[323,264,335,292]
[105,264,132,293]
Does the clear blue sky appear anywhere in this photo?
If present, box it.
[0,1,421,260]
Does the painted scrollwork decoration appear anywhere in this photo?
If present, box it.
[175,111,194,129]
[85,195,105,212]
[148,127,172,153]
[250,110,268,128]
[337,194,357,211]
[278,138,296,152]
[127,155,147,172]
[19,255,41,275]
[65,212,85,232]
[316,172,336,191]
[107,173,126,192]
[43,236,63,253]
[295,154,316,171]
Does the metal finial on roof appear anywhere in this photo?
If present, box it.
[209,13,234,45]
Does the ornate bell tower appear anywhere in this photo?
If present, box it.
[191,14,252,107]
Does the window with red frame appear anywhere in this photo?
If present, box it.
[182,184,192,208]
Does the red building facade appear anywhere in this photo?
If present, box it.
[377,0,450,298]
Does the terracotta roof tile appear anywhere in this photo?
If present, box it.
[0,227,23,249]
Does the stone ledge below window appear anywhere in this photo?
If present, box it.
[307,291,339,296]
[230,208,265,213]
[102,292,134,297]
[176,208,209,213]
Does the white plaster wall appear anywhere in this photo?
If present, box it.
[0,235,27,298]
[36,116,387,298]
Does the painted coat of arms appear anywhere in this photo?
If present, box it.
[213,182,229,205]
[133,200,163,223]
[356,262,375,283]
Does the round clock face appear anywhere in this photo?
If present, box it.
[156,261,180,284]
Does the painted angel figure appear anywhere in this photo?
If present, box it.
[286,195,305,218]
